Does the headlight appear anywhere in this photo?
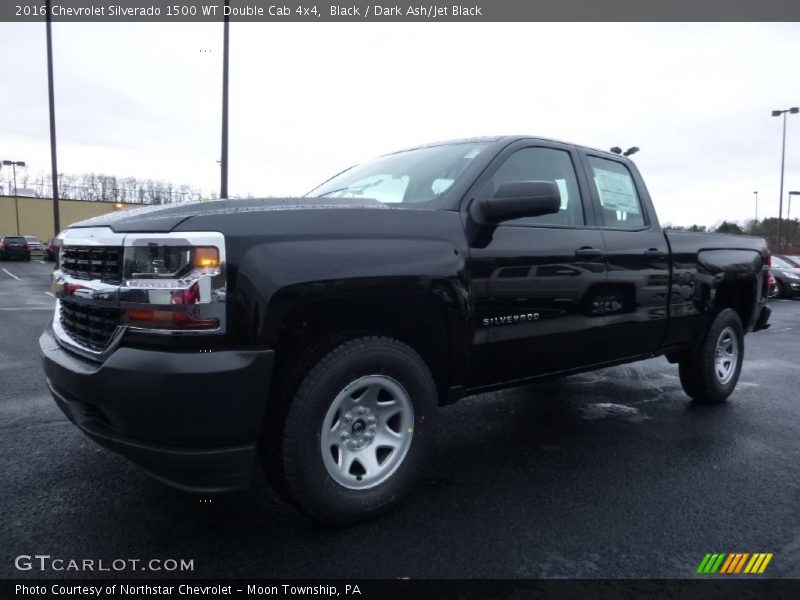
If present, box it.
[120,233,226,333]
[129,245,219,278]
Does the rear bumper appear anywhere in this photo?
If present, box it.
[40,326,275,493]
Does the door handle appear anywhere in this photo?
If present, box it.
[575,247,605,260]
[644,248,667,259]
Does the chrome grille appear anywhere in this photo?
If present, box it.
[60,246,123,283]
[59,299,121,352]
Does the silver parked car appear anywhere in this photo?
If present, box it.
[23,236,45,254]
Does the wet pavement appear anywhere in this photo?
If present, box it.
[2,259,799,579]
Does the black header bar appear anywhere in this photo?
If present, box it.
[4,0,800,22]
[4,579,800,600]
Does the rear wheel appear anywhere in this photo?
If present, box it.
[261,335,437,525]
[769,279,783,299]
[678,308,744,403]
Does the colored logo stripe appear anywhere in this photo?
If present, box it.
[697,552,773,574]
[744,553,773,574]
[720,553,748,573]
[697,553,726,573]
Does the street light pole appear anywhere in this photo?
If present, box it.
[754,190,758,223]
[220,0,230,199]
[772,107,799,252]
[2,160,25,235]
[46,0,61,235]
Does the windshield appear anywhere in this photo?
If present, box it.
[779,255,800,268]
[308,142,490,205]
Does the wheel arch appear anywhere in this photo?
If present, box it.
[265,280,471,406]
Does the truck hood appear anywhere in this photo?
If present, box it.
[67,197,388,233]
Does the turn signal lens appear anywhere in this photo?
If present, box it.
[124,308,219,330]
[125,309,156,322]
[193,247,220,268]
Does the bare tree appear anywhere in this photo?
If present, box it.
[6,170,213,204]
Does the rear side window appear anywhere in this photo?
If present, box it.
[587,156,646,229]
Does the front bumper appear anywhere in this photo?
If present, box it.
[40,326,275,493]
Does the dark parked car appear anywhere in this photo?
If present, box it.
[769,255,800,298]
[41,136,772,524]
[0,236,31,261]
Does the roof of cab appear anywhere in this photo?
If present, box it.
[393,135,634,162]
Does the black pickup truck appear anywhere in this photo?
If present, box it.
[40,136,771,524]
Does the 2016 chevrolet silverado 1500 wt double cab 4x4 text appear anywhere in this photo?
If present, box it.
[40,136,771,524]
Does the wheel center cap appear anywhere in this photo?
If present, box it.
[351,419,366,436]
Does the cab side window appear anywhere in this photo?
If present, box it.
[487,147,585,227]
[587,157,646,229]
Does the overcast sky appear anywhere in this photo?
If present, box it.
[2,22,800,227]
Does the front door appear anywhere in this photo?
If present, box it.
[466,142,609,387]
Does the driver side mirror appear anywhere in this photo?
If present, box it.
[471,180,561,225]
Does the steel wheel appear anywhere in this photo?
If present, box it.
[321,374,414,490]
[714,326,738,385]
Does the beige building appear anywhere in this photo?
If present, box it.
[0,196,136,242]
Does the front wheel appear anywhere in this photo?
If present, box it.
[768,279,783,299]
[678,308,744,403]
[262,335,437,525]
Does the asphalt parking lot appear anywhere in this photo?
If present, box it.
[1,259,799,579]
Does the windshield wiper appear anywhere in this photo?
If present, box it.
[314,179,385,198]
[315,186,364,198]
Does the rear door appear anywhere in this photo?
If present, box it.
[466,140,610,387]
[579,152,670,359]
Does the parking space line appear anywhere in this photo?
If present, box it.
[44,291,55,298]
[0,307,54,311]
[39,260,47,264]
[2,268,21,281]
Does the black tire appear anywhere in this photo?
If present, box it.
[678,360,702,399]
[678,308,744,403]
[770,279,783,299]
[261,335,437,525]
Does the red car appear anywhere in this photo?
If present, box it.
[45,237,61,262]
[767,271,778,298]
